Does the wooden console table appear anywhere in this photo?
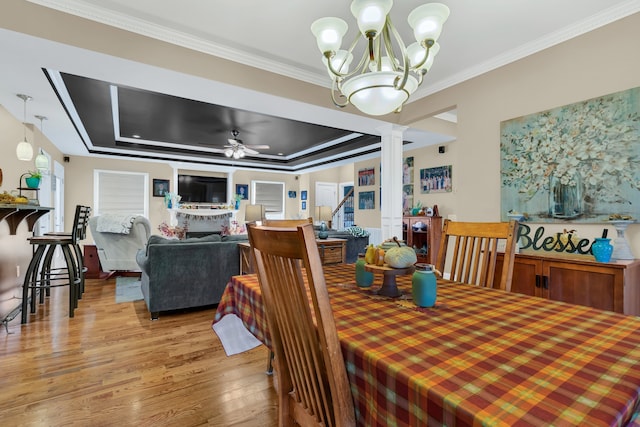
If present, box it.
[239,237,347,274]
[0,204,53,235]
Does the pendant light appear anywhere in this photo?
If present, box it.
[34,115,50,171]
[16,94,33,161]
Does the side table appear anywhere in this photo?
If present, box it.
[83,244,111,279]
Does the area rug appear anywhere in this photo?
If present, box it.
[115,276,144,303]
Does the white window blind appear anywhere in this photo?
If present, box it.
[94,170,149,217]
[253,181,284,217]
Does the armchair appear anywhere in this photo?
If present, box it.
[88,215,151,271]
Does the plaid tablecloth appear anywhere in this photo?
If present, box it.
[214,263,640,426]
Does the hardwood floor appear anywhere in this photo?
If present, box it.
[0,277,277,426]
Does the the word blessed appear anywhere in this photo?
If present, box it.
[517,223,593,255]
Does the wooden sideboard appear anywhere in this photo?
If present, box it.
[495,251,640,316]
[402,215,442,265]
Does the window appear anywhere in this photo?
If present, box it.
[94,170,149,217]
[252,180,284,219]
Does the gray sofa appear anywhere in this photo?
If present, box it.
[135,233,248,319]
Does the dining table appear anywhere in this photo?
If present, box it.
[213,263,640,426]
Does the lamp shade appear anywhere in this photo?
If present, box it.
[16,140,33,161]
[315,206,333,222]
[407,41,440,71]
[342,72,418,115]
[323,49,353,77]
[350,0,392,36]
[245,204,266,222]
[311,17,348,53]
[408,3,450,43]
[35,152,49,170]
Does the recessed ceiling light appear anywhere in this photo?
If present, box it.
[132,134,141,139]
[278,152,284,156]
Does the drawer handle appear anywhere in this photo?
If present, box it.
[535,275,541,288]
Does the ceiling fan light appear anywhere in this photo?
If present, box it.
[233,150,241,159]
[17,140,33,161]
[311,17,348,54]
[408,3,450,43]
[224,148,233,157]
[342,72,418,115]
[350,0,392,37]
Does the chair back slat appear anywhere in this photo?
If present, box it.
[248,223,355,427]
[436,220,519,291]
[71,205,91,243]
[262,217,313,227]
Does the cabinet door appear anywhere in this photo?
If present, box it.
[544,261,624,313]
[510,257,543,297]
[494,254,543,296]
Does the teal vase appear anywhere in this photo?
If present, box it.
[591,238,613,263]
[355,256,373,288]
[412,264,437,307]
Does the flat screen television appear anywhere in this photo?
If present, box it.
[177,175,227,203]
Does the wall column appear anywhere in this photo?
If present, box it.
[378,124,407,242]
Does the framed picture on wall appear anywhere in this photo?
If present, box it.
[153,179,169,197]
[359,191,375,209]
[301,190,307,200]
[288,190,297,198]
[358,168,375,186]
[235,184,249,199]
[302,201,307,210]
[420,165,452,194]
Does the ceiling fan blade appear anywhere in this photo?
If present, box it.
[245,144,270,150]
[243,147,259,155]
[227,138,241,145]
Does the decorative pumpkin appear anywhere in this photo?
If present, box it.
[375,248,386,266]
[365,244,376,264]
[384,237,417,268]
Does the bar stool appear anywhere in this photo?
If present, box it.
[21,205,90,324]
[43,205,91,298]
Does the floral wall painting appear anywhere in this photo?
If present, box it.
[359,191,375,209]
[500,87,640,223]
[420,165,452,194]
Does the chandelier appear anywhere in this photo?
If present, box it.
[224,145,246,159]
[311,0,449,116]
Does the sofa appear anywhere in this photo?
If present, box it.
[135,233,248,319]
[89,215,151,271]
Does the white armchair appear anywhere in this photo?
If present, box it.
[88,215,151,271]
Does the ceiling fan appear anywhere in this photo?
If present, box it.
[223,129,270,159]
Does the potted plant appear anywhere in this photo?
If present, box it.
[25,170,42,189]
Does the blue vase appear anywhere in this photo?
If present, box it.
[235,200,240,210]
[591,238,613,262]
[412,264,437,307]
[318,221,329,239]
[355,257,374,288]
[25,177,40,189]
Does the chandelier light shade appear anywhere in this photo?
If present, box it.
[311,1,449,116]
[34,115,50,172]
[16,93,34,161]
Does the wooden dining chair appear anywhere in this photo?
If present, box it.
[435,219,519,291]
[247,223,355,427]
[261,217,313,226]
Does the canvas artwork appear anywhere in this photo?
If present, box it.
[403,157,414,211]
[359,191,375,210]
[420,166,452,194]
[358,168,375,186]
[500,87,640,222]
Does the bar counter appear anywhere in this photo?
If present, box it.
[0,204,53,235]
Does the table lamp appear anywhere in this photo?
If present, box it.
[245,204,265,224]
[315,206,332,239]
